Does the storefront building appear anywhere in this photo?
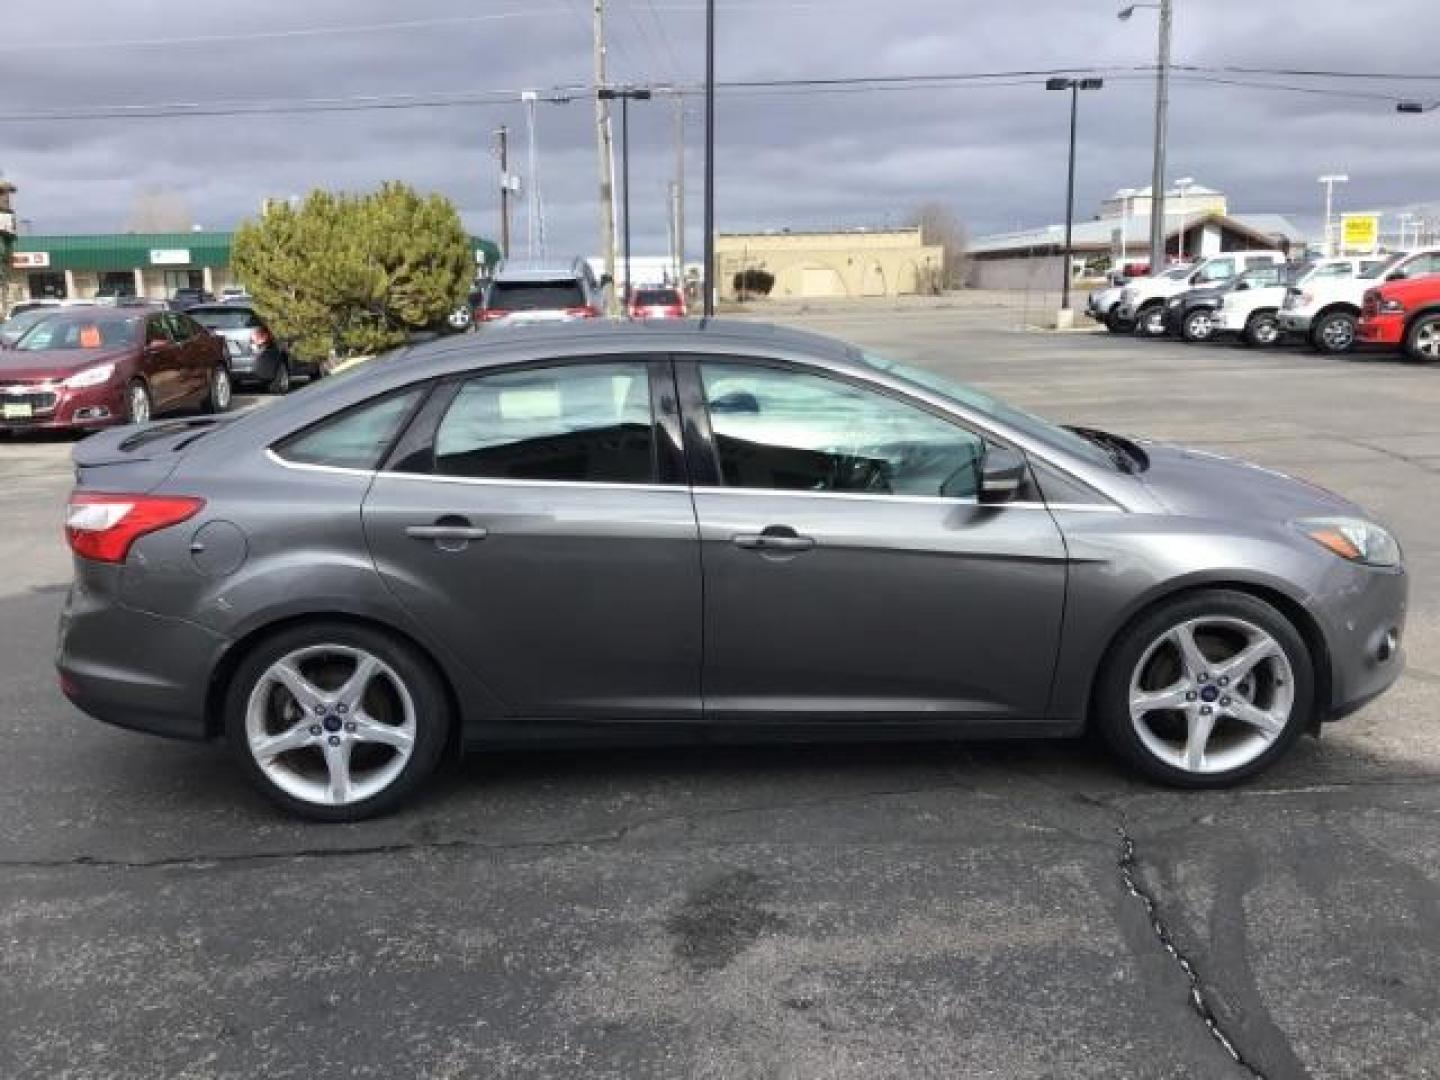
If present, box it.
[5,232,501,308]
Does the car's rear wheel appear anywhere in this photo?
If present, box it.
[1244,311,1282,347]
[202,364,232,414]
[1403,314,1440,362]
[1181,308,1215,342]
[268,357,291,395]
[1311,310,1357,354]
[1134,304,1167,337]
[125,380,152,425]
[224,622,451,821]
[1094,590,1314,788]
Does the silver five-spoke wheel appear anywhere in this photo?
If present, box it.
[1128,616,1295,776]
[244,644,418,807]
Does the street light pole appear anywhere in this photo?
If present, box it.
[1120,1,1172,274]
[1047,77,1103,319]
[598,87,652,305]
[1318,174,1349,256]
[703,0,716,318]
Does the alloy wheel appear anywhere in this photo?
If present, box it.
[1185,311,1214,340]
[1251,317,1280,345]
[213,368,232,411]
[129,384,151,424]
[1140,308,1165,336]
[1320,316,1355,351]
[1128,616,1295,775]
[244,644,418,807]
[1413,320,1440,359]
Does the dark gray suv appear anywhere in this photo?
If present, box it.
[57,322,1407,820]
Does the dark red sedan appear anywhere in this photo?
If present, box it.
[0,307,231,432]
[628,286,687,320]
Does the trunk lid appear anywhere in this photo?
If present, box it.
[72,416,232,493]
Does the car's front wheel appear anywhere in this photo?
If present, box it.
[268,357,291,395]
[1134,304,1167,337]
[224,622,451,821]
[1244,311,1282,347]
[1094,590,1314,788]
[1181,308,1215,342]
[202,364,232,414]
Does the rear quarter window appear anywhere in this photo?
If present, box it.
[273,388,425,470]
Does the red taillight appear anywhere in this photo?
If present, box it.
[65,492,205,564]
[476,308,506,323]
[251,328,272,349]
[566,306,601,319]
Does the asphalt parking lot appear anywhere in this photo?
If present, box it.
[3,303,1438,1079]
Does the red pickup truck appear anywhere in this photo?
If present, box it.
[1358,274,1440,361]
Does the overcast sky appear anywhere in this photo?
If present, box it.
[3,0,1437,254]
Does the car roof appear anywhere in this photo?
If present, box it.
[491,258,586,282]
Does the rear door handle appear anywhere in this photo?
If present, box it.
[405,523,488,549]
[733,526,815,553]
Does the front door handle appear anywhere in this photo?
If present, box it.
[733,526,815,553]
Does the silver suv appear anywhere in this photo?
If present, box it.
[474,257,606,328]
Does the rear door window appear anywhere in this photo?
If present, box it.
[428,361,655,484]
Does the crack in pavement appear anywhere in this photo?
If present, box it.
[1116,823,1267,1079]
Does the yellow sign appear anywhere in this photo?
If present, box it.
[1341,214,1379,252]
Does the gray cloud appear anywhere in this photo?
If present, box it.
[3,0,1436,253]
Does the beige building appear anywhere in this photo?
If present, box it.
[715,227,943,301]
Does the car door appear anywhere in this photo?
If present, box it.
[361,355,703,721]
[139,313,182,408]
[678,355,1068,723]
[164,312,211,402]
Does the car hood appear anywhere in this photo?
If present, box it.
[0,346,132,382]
[1138,442,1360,521]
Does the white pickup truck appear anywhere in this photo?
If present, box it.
[1211,257,1383,347]
[1278,249,1440,353]
[1116,252,1289,337]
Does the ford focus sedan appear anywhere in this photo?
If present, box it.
[56,321,1406,820]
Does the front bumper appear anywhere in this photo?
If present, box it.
[56,575,228,740]
[1313,560,1408,721]
[1357,313,1404,345]
[0,379,127,432]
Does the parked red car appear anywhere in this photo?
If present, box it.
[1359,275,1440,362]
[0,307,231,432]
[628,286,687,320]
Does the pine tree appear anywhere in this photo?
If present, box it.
[232,183,472,365]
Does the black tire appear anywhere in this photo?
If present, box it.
[124,379,152,425]
[1243,311,1282,348]
[1181,308,1216,343]
[224,621,451,822]
[267,357,291,395]
[1134,303,1167,338]
[1105,309,1133,334]
[201,364,232,414]
[1310,310,1357,355]
[1093,589,1314,789]
[1403,313,1440,363]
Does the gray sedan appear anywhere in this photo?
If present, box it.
[56,321,1407,820]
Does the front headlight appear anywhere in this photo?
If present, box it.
[63,363,116,389]
[1167,296,1183,308]
[1296,517,1401,568]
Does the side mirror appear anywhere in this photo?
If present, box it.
[978,445,1027,505]
[1387,270,1406,281]
[1235,281,1250,291]
[1188,272,1201,285]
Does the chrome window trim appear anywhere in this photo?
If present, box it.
[266,449,688,493]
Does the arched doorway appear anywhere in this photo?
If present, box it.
[861,262,887,297]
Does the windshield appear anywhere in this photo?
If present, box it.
[190,307,259,330]
[0,308,56,346]
[14,314,142,351]
[488,281,585,311]
[857,352,1117,470]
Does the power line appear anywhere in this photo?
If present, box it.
[1177,63,1440,82]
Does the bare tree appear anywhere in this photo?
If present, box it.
[126,187,195,233]
[909,202,969,291]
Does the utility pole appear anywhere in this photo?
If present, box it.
[496,125,511,259]
[593,0,620,315]
[1120,1,1172,274]
[703,0,716,317]
[673,97,686,288]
